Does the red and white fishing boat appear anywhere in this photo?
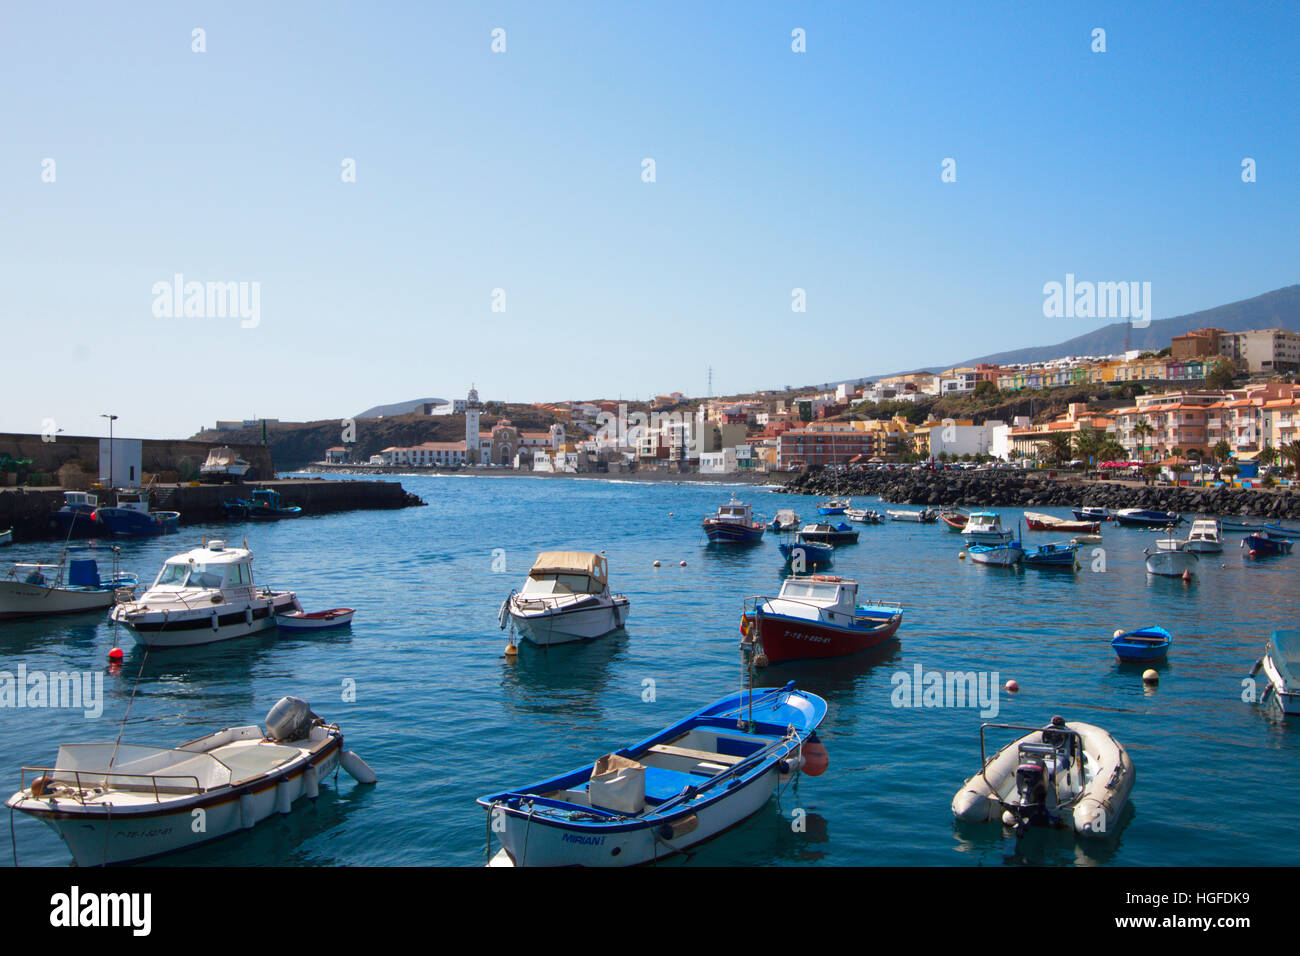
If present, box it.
[741,576,902,663]
[277,608,355,630]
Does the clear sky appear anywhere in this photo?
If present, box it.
[2,1,1296,439]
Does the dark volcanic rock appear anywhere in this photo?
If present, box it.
[780,468,1300,520]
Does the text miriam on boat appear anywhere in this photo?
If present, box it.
[478,683,828,866]
[6,697,375,866]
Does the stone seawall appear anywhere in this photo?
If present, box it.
[782,469,1300,521]
[0,478,424,543]
[0,432,275,482]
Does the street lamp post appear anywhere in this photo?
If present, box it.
[101,414,118,488]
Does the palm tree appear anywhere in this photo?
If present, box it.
[1037,433,1073,465]
[1280,441,1300,475]
[1131,421,1155,463]
[1073,426,1103,475]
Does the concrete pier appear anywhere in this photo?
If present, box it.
[0,478,424,543]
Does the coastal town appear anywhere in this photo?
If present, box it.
[300,324,1300,483]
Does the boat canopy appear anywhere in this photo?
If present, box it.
[529,551,607,584]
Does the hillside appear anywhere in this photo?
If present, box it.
[192,404,567,470]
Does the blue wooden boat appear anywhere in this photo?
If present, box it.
[246,489,303,521]
[1115,508,1181,528]
[1263,523,1300,537]
[702,497,764,543]
[1023,541,1078,568]
[817,497,850,516]
[221,497,251,519]
[1221,518,1266,533]
[1111,625,1171,662]
[92,491,179,536]
[478,683,828,866]
[778,540,833,569]
[1243,530,1294,555]
[50,492,102,538]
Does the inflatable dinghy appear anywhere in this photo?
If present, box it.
[952,717,1134,839]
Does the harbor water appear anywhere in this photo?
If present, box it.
[2,473,1297,866]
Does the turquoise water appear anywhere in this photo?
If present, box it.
[2,473,1297,867]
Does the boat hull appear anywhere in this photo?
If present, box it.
[967,544,1024,566]
[93,508,179,536]
[113,592,301,647]
[778,543,833,569]
[1244,534,1293,555]
[1145,551,1198,576]
[0,581,115,620]
[13,742,341,866]
[702,521,764,544]
[1116,511,1180,528]
[490,764,781,867]
[751,610,900,663]
[510,598,629,646]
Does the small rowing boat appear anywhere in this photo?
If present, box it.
[478,683,828,866]
[277,607,355,630]
[1023,541,1078,569]
[1111,625,1171,662]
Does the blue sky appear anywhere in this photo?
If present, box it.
[2,1,1296,439]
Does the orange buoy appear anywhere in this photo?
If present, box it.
[802,740,829,776]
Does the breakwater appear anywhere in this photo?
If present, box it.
[0,478,424,542]
[782,468,1300,520]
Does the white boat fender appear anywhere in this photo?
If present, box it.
[275,779,292,815]
[341,750,377,784]
[211,611,220,631]
[778,755,804,778]
[245,606,253,626]
[239,792,256,829]
[304,764,320,799]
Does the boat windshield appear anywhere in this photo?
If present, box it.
[780,581,841,603]
[520,573,601,597]
[153,562,231,589]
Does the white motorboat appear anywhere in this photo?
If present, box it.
[845,508,883,524]
[953,717,1134,840]
[0,529,11,547]
[1183,518,1224,554]
[6,697,375,866]
[200,446,252,483]
[768,508,800,532]
[1144,547,1199,577]
[961,511,1014,545]
[0,553,137,621]
[500,551,629,646]
[1255,630,1300,716]
[110,540,300,647]
[886,508,938,523]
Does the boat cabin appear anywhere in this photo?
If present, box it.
[766,575,860,627]
[1188,518,1221,541]
[146,541,256,595]
[113,491,150,514]
[520,551,609,599]
[61,492,98,511]
[963,512,1005,534]
[250,489,282,508]
[711,497,754,525]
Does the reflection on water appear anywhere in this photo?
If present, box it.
[2,477,1298,867]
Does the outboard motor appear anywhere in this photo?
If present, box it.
[1014,758,1049,819]
[265,696,315,742]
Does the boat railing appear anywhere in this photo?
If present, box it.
[976,722,1085,809]
[19,765,205,804]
